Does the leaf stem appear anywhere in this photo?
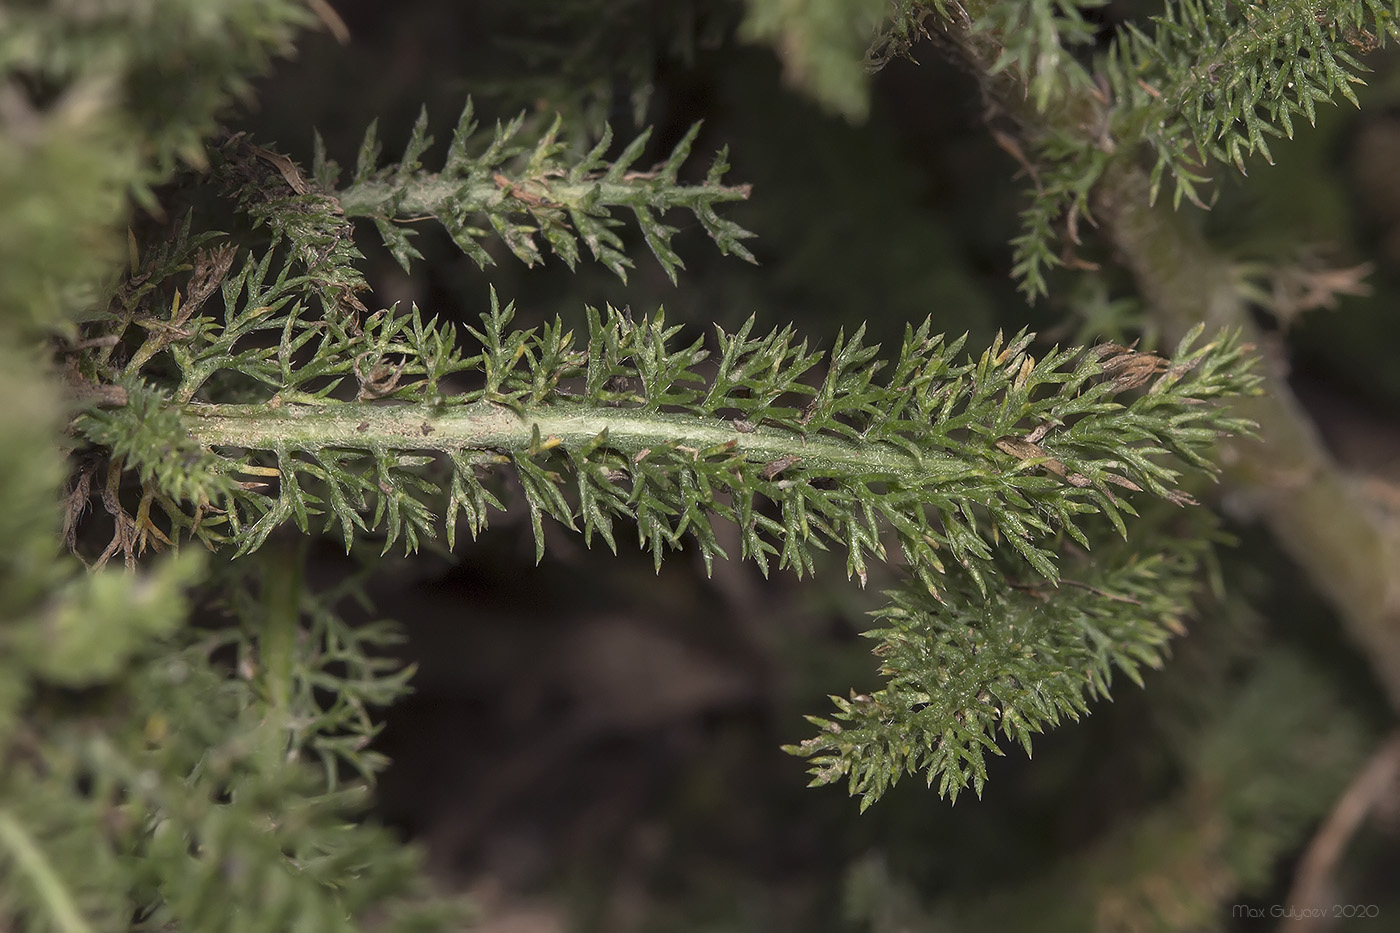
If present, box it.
[257,536,304,765]
[337,177,751,220]
[0,809,94,933]
[182,399,978,482]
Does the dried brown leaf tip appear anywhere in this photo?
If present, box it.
[995,436,1144,496]
[1164,488,1198,507]
[995,437,1086,485]
[354,351,408,400]
[1089,342,1170,392]
[762,456,802,481]
[1268,259,1373,326]
[995,436,1052,465]
[1103,473,1143,493]
[182,246,237,324]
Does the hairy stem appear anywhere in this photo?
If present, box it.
[182,399,976,481]
[337,176,752,220]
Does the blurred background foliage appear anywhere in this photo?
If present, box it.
[199,1,1400,930]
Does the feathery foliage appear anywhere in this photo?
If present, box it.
[0,0,309,195]
[972,0,1104,112]
[909,0,1400,298]
[75,259,1258,584]
[1105,0,1400,205]
[72,177,1258,802]
[0,4,465,930]
[0,549,456,932]
[842,649,1369,929]
[15,0,1369,927]
[739,0,890,119]
[330,102,756,282]
[790,530,1209,808]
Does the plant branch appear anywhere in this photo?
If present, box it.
[153,302,1255,586]
[938,5,1400,707]
[1091,162,1400,708]
[327,107,756,281]
[0,809,94,933]
[256,537,304,768]
[183,399,971,480]
[1281,732,1400,931]
[336,176,753,231]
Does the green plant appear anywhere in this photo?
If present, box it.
[4,1,1395,930]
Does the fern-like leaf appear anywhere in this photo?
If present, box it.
[327,101,756,283]
[788,530,1208,808]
